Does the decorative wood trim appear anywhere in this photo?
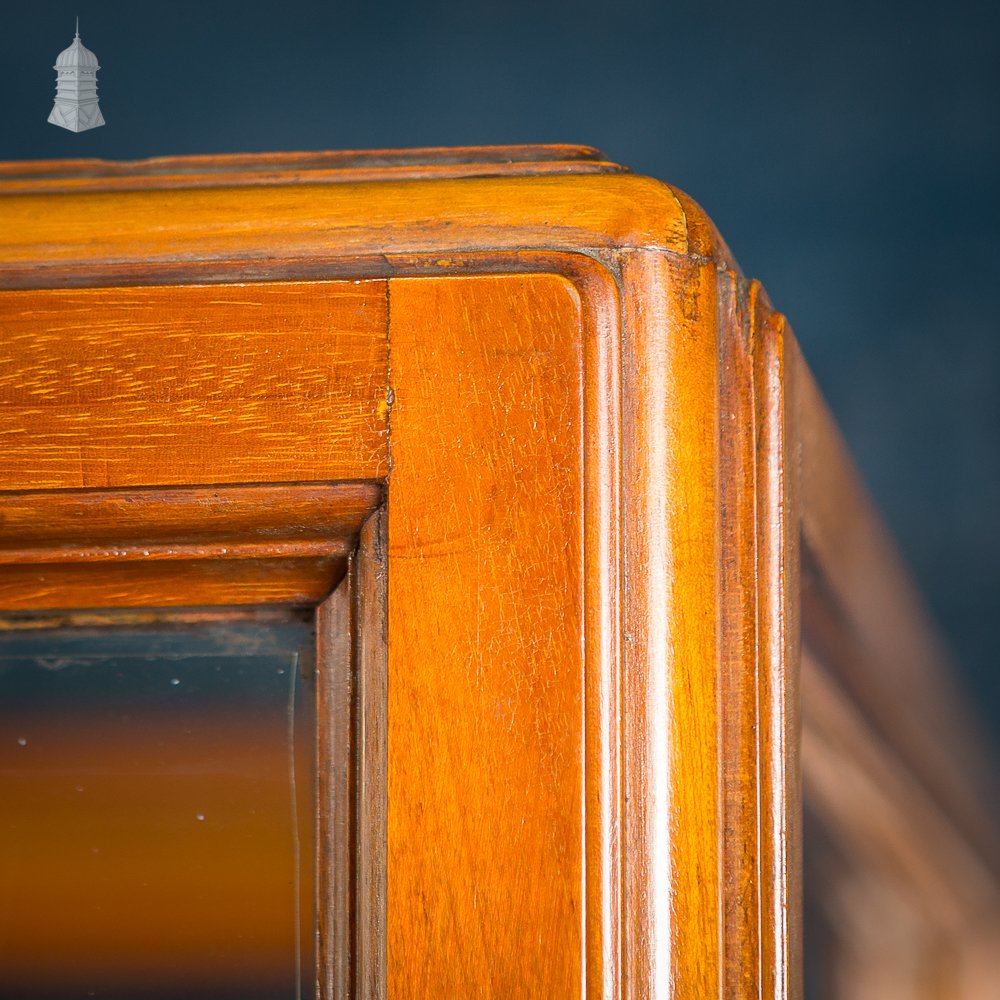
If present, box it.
[0,482,382,611]
[315,505,387,1000]
[0,189,788,998]
[613,251,805,998]
[755,300,803,1000]
[0,144,623,195]
[354,507,388,1000]
[317,577,354,1000]
[0,173,740,293]
[11,146,991,998]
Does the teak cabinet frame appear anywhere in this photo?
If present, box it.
[2,147,997,999]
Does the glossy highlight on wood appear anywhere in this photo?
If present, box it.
[387,274,587,997]
[1,144,996,999]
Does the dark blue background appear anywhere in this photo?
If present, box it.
[3,1,998,731]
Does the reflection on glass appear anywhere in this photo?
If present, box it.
[0,616,315,1000]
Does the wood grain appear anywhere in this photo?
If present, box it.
[0,483,382,612]
[753,296,803,1000]
[3,143,992,1000]
[0,556,345,612]
[619,251,722,999]
[0,281,389,489]
[616,249,806,1000]
[716,276,803,1000]
[717,270,763,997]
[387,274,586,998]
[315,506,390,1000]
[0,482,381,551]
[0,175,702,286]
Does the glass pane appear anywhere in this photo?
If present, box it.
[0,616,315,1000]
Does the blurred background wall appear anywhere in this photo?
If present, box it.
[2,0,998,734]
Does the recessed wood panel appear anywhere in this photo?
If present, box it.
[387,274,585,997]
[0,281,389,490]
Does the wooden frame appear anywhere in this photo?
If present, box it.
[2,145,997,998]
[0,482,381,610]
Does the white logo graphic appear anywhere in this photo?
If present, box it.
[48,18,105,132]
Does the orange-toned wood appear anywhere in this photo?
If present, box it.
[0,149,788,999]
[0,483,382,611]
[616,255,803,999]
[715,275,803,1000]
[6,145,991,1000]
[0,282,389,489]
[386,273,588,997]
[0,174,726,291]
[753,298,803,1000]
[0,556,343,612]
[618,250,723,997]
[0,144,623,195]
[0,482,381,552]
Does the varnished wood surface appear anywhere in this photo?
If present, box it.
[353,509,388,1000]
[387,274,588,997]
[716,276,802,1000]
[315,507,389,1000]
[753,298,803,1000]
[3,145,994,998]
[0,281,389,489]
[0,482,381,552]
[617,255,803,999]
[0,483,382,612]
[0,144,608,175]
[619,251,722,997]
[0,144,623,194]
[317,578,354,1000]
[0,149,788,999]
[0,174,735,289]
[0,556,344,612]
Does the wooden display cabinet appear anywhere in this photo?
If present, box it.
[0,146,997,998]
